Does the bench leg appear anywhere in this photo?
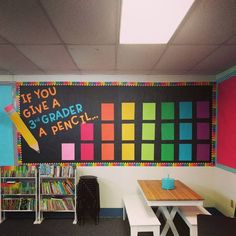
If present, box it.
[153,227,160,236]
[190,226,198,236]
[130,227,138,236]
[123,205,126,221]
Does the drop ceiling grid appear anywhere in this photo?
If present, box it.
[0,0,235,75]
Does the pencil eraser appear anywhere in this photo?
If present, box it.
[4,104,14,113]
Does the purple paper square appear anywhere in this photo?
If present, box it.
[197,101,209,118]
[197,123,210,140]
[197,144,210,161]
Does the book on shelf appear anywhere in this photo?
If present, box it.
[41,180,74,195]
[2,198,35,211]
[40,198,75,211]
[2,181,35,194]
[39,164,75,178]
[1,166,36,177]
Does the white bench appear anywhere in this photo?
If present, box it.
[178,206,211,236]
[123,195,161,236]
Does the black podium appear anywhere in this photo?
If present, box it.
[77,175,100,224]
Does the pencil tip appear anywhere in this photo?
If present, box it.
[37,150,40,154]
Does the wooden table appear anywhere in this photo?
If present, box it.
[138,180,204,236]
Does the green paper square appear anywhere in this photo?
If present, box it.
[161,102,174,120]
[161,123,174,140]
[142,123,155,140]
[161,144,174,161]
[142,103,156,120]
[141,144,154,161]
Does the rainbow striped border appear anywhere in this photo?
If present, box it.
[16,81,216,167]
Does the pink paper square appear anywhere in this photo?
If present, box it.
[81,143,94,161]
[81,123,94,141]
[62,143,75,161]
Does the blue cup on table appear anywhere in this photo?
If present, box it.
[161,176,175,190]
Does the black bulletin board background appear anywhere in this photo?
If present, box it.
[19,84,213,164]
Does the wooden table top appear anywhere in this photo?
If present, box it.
[138,180,204,201]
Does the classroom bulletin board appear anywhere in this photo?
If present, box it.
[17,82,216,166]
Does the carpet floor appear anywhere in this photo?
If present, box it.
[0,213,189,236]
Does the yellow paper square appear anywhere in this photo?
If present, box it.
[122,124,135,140]
[122,143,135,160]
[122,103,135,120]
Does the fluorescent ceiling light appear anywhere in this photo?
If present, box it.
[120,0,195,44]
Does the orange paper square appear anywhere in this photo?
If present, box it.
[101,103,114,121]
[101,124,114,141]
[101,143,114,161]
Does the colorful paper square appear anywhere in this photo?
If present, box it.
[142,123,155,140]
[122,103,135,120]
[122,143,134,160]
[179,123,192,140]
[161,102,174,120]
[161,123,174,140]
[122,123,135,141]
[161,144,174,161]
[179,102,192,119]
[61,143,75,161]
[179,144,192,161]
[141,144,154,161]
[101,103,114,121]
[197,144,210,161]
[101,123,114,141]
[81,143,94,161]
[101,143,114,161]
[81,123,94,141]
[197,122,210,140]
[142,103,156,120]
[197,101,210,118]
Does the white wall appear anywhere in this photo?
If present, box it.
[77,167,215,208]
[1,74,218,209]
[213,167,236,216]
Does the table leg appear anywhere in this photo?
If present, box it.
[156,207,161,218]
[159,206,179,236]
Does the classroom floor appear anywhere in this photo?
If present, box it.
[0,213,189,236]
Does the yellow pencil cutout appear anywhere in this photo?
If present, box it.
[4,104,40,153]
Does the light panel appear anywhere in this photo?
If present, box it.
[120,0,195,44]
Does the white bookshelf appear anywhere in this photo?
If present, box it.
[0,166,38,224]
[37,164,77,224]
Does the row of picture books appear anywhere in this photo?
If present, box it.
[2,198,35,211]
[2,181,35,195]
[1,166,36,177]
[41,180,74,195]
[40,198,75,211]
[39,164,75,178]
[1,165,75,178]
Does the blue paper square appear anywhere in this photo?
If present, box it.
[179,102,192,119]
[179,123,192,140]
[179,144,192,161]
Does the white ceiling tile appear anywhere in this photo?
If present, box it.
[117,45,166,70]
[41,0,118,44]
[68,45,115,70]
[226,35,236,44]
[0,36,7,44]
[173,0,236,44]
[17,45,78,72]
[154,45,217,71]
[0,45,42,74]
[0,0,60,44]
[193,45,236,72]
[0,69,11,75]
